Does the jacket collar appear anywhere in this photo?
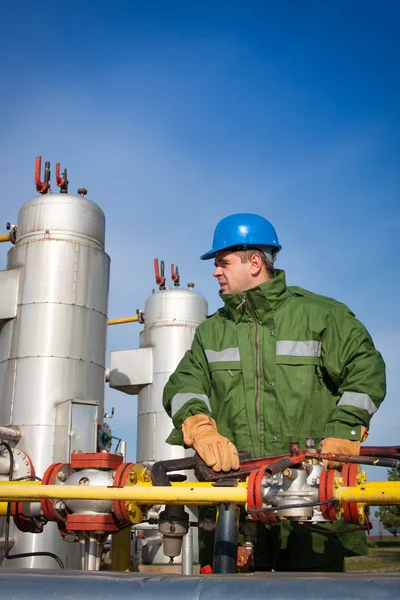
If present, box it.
[220,269,290,324]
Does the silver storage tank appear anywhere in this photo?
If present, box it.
[0,193,110,569]
[137,288,208,463]
[139,287,207,567]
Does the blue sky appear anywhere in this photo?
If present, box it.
[0,1,399,496]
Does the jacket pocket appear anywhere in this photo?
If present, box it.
[208,361,242,401]
[208,362,250,450]
[275,355,325,438]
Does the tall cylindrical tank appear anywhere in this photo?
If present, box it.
[0,193,110,569]
[137,287,208,566]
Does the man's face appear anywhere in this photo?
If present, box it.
[213,250,253,295]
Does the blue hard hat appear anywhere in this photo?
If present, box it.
[200,213,282,260]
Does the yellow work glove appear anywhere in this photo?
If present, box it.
[321,426,368,469]
[182,414,240,472]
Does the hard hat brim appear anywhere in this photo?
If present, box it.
[200,243,282,261]
[200,248,216,260]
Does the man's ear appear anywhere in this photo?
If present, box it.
[249,252,263,275]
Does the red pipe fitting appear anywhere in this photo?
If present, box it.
[35,156,50,194]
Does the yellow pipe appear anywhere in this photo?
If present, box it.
[0,483,248,505]
[336,481,400,505]
[0,234,11,243]
[1,479,399,510]
[108,316,139,326]
[0,481,41,486]
[0,481,42,515]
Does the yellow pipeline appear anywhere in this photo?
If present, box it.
[0,482,248,506]
[0,234,11,243]
[1,480,400,508]
[335,481,400,505]
[0,481,42,516]
[108,316,139,326]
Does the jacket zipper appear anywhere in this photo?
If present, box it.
[245,295,261,446]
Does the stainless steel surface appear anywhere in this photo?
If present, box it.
[137,412,191,462]
[0,538,14,551]
[0,456,10,475]
[0,269,20,320]
[109,347,153,394]
[262,464,324,521]
[181,528,193,576]
[53,400,98,463]
[120,440,127,460]
[137,288,207,463]
[143,288,208,327]
[0,193,110,569]
[0,321,13,364]
[0,425,21,444]
[1,569,400,599]
[0,446,34,482]
[2,522,81,569]
[65,468,115,514]
[16,193,105,248]
[137,288,207,565]
[142,534,163,548]
[87,536,102,571]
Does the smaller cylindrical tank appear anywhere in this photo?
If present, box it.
[137,287,208,463]
[137,287,207,567]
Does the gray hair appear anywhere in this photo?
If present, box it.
[236,247,277,277]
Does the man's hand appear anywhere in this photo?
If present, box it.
[321,426,368,469]
[182,414,240,472]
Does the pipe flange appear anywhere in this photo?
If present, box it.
[247,466,278,524]
[70,452,123,470]
[319,469,341,521]
[7,448,35,481]
[11,501,44,534]
[113,463,150,525]
[66,513,120,532]
[341,463,367,526]
[41,463,70,525]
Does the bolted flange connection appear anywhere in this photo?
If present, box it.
[39,454,150,535]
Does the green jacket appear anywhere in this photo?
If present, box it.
[163,270,386,457]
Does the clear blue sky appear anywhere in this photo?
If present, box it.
[0,2,398,488]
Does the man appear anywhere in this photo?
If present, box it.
[163,213,386,571]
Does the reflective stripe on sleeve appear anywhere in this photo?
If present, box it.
[276,340,322,357]
[205,348,240,363]
[337,392,377,416]
[171,393,211,417]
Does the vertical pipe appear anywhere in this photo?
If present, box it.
[78,534,85,570]
[181,527,193,575]
[111,527,131,572]
[120,441,127,461]
[0,427,21,444]
[87,537,99,571]
[213,503,239,574]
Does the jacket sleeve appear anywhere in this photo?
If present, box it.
[163,327,212,446]
[321,307,386,441]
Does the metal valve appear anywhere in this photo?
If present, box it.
[158,504,189,560]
